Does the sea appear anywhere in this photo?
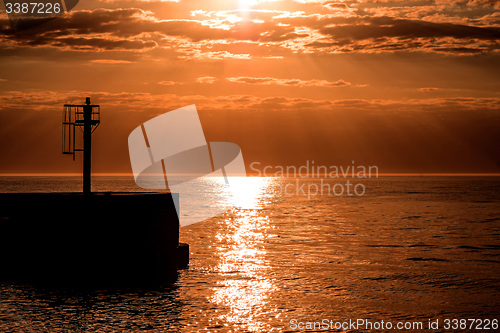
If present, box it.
[0,176,499,332]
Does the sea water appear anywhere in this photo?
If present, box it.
[0,176,499,332]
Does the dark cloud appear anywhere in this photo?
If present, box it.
[0,6,498,55]
[1,90,499,113]
[319,16,500,41]
[0,9,311,55]
[227,76,360,87]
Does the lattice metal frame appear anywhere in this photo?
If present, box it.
[62,104,100,160]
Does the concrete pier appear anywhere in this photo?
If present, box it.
[0,192,188,286]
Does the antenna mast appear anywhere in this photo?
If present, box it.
[62,97,100,194]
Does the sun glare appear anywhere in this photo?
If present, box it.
[238,0,258,10]
[226,177,269,209]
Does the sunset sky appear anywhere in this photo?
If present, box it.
[0,0,499,174]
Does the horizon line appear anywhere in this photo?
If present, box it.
[1,173,500,177]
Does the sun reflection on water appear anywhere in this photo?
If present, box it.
[210,178,279,332]
[224,176,274,209]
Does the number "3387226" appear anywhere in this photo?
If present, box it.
[5,2,61,14]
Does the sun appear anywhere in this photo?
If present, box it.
[237,0,259,10]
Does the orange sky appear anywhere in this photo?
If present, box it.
[0,0,499,174]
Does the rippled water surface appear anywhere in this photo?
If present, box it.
[0,176,499,332]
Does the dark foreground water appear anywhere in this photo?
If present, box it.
[0,176,499,332]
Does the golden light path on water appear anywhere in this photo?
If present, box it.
[210,177,279,332]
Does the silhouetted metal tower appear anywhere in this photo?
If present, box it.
[62,97,100,194]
